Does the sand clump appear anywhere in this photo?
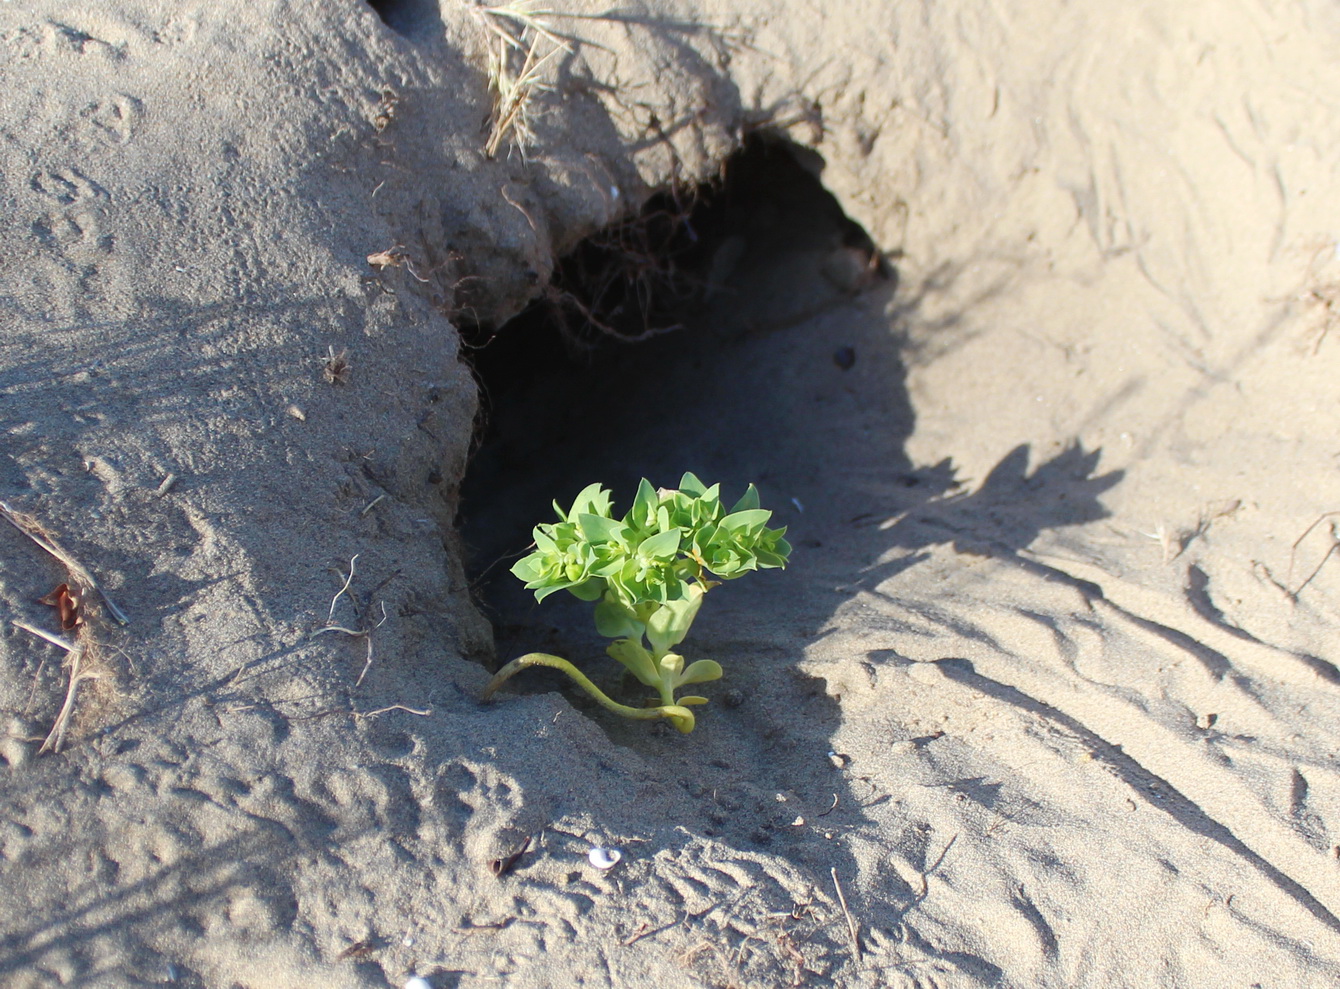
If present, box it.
[2,1,1340,986]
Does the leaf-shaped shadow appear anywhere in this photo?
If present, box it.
[908,443,1120,550]
[840,442,1124,600]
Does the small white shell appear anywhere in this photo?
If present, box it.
[588,846,622,871]
[404,977,433,989]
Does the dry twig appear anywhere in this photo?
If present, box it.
[40,643,100,754]
[483,31,564,158]
[1289,511,1340,597]
[327,554,359,623]
[501,183,538,230]
[468,1,619,158]
[287,704,430,723]
[11,619,70,652]
[1,500,129,625]
[830,867,862,963]
[12,620,100,754]
[4,500,127,751]
[314,556,388,686]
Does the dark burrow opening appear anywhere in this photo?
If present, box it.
[365,0,442,37]
[457,134,902,737]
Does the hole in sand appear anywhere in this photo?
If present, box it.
[458,134,895,725]
[365,0,436,36]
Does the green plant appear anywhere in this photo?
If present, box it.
[482,473,791,732]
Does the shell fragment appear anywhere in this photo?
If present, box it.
[588,846,622,870]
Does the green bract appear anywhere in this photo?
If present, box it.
[481,474,792,733]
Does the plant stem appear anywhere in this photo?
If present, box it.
[481,653,696,732]
[654,665,678,708]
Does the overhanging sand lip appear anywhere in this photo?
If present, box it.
[3,1,1340,985]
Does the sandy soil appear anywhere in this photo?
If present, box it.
[3,1,1340,987]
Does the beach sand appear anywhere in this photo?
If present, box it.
[3,1,1340,986]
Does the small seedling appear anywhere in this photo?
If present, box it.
[482,474,791,732]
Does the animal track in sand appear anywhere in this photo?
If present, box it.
[81,95,141,146]
[30,167,106,205]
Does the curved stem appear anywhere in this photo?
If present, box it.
[481,652,696,732]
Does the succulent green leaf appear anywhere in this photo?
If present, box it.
[594,597,644,639]
[567,482,612,521]
[678,472,708,497]
[755,532,792,568]
[730,484,761,513]
[568,578,606,601]
[510,556,542,582]
[606,637,660,687]
[719,508,772,533]
[676,659,723,686]
[646,584,704,654]
[533,582,574,602]
[578,513,626,544]
[690,524,715,553]
[661,705,697,732]
[658,652,684,677]
[591,556,626,577]
[632,478,659,529]
[639,527,682,561]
